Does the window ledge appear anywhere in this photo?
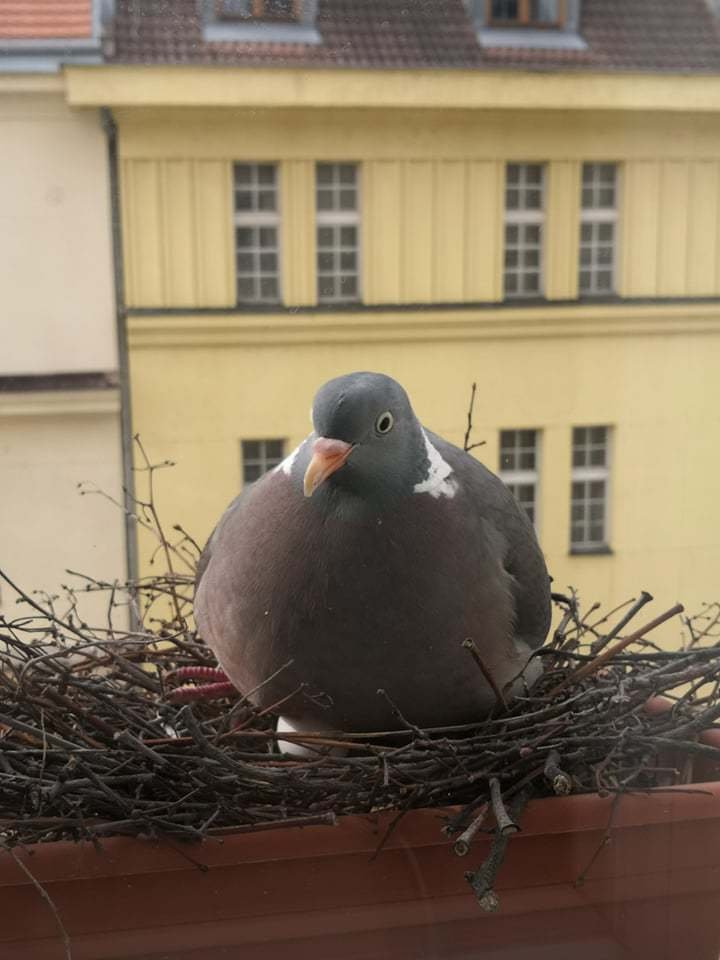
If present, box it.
[569,545,613,557]
[203,21,321,44]
[477,28,587,51]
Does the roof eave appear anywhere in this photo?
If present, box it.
[64,64,720,112]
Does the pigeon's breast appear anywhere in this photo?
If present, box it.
[199,474,517,730]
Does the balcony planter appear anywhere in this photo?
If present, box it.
[2,781,720,960]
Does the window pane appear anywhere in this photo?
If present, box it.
[243,463,262,484]
[340,226,357,246]
[339,164,356,184]
[318,226,333,246]
[341,276,358,297]
[234,164,252,184]
[257,190,276,211]
[265,439,284,459]
[236,227,253,246]
[340,251,357,269]
[318,252,334,271]
[317,164,333,185]
[590,427,606,444]
[237,253,254,272]
[318,276,335,298]
[242,440,260,459]
[259,227,276,246]
[257,164,275,184]
[237,278,255,298]
[339,190,356,210]
[590,480,605,498]
[260,277,278,299]
[260,252,277,271]
[317,189,334,211]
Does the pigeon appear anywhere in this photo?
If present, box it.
[193,372,551,739]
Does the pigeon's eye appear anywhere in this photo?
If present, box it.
[375,411,394,435]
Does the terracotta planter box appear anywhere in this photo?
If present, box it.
[2,782,720,960]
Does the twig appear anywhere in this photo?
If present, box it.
[453,803,488,856]
[3,844,73,959]
[462,639,508,710]
[463,382,486,453]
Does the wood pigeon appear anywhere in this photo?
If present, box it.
[193,372,551,739]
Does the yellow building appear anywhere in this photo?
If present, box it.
[66,0,720,628]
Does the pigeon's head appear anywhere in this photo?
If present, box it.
[304,372,425,501]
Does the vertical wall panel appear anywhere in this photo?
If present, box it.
[401,161,433,303]
[620,161,660,296]
[193,160,235,307]
[363,161,402,304]
[281,160,315,306]
[545,160,581,300]
[432,161,465,302]
[124,160,165,307]
[687,161,719,296]
[465,160,503,302]
[657,161,689,297]
[163,160,197,307]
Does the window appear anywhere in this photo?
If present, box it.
[241,439,285,484]
[570,426,610,552]
[216,0,300,20]
[579,163,618,296]
[316,163,361,304]
[504,163,544,299]
[489,0,562,27]
[233,163,281,304]
[499,429,539,526]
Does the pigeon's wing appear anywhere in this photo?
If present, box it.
[194,490,248,597]
[501,496,552,648]
[430,432,551,650]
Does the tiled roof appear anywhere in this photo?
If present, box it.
[0,1,93,40]
[108,0,720,73]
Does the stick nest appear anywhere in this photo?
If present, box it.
[1,565,720,853]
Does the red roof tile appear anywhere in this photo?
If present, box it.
[108,0,720,73]
[0,0,93,40]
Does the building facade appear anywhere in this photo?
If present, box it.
[65,0,720,629]
[0,0,127,618]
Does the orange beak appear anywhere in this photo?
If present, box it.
[303,437,353,497]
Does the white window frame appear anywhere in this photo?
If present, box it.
[504,163,545,300]
[233,162,282,305]
[498,429,540,528]
[570,425,611,552]
[241,438,286,485]
[579,163,618,296]
[316,163,361,305]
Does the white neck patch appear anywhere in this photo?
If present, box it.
[414,429,458,499]
[274,439,304,477]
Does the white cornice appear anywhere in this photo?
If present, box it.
[0,389,120,417]
[127,303,720,350]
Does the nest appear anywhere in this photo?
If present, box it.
[2,445,720,909]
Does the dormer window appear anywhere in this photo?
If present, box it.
[202,0,320,43]
[216,0,301,22]
[466,0,586,50]
[489,1,562,29]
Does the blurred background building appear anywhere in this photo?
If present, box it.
[3,0,720,627]
[0,0,125,619]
